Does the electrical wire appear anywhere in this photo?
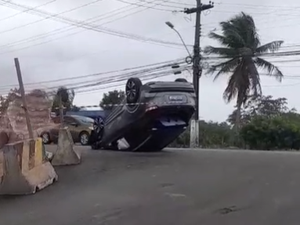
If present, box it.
[0,0,56,22]
[116,0,176,12]
[0,5,190,55]
[0,0,192,49]
[202,50,300,60]
[39,62,190,92]
[0,4,137,51]
[0,0,105,36]
[116,0,184,10]
[0,57,187,92]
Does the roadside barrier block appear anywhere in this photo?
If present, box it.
[51,128,81,166]
[0,138,58,195]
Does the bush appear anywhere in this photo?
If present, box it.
[240,114,300,150]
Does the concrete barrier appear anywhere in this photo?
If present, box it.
[51,128,81,166]
[0,138,58,195]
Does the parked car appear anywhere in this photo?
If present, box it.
[89,77,196,151]
[39,115,94,145]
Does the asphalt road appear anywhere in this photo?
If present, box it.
[1,147,300,225]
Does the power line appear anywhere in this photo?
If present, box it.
[0,57,186,91]
[70,65,191,92]
[116,0,175,12]
[0,0,105,36]
[0,2,189,56]
[0,0,56,22]
[0,4,136,51]
[202,50,300,60]
[218,2,300,9]
[0,0,192,49]
[118,0,184,10]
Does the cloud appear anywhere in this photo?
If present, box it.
[0,0,298,122]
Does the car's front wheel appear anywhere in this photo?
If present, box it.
[79,131,90,145]
[41,132,51,144]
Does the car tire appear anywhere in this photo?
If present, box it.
[126,77,142,105]
[41,132,51,144]
[89,117,104,143]
[79,131,90,146]
[175,78,188,82]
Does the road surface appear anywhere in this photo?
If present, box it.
[1,147,300,225]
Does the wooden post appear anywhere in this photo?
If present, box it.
[14,58,34,139]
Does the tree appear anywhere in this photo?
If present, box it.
[51,87,75,115]
[0,88,20,116]
[204,12,283,128]
[171,120,235,148]
[240,113,300,150]
[227,95,292,126]
[100,90,125,111]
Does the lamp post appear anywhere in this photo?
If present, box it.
[165,21,192,58]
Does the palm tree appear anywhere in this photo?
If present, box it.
[204,12,283,128]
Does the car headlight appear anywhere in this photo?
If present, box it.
[89,126,94,130]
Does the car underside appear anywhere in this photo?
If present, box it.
[89,77,196,152]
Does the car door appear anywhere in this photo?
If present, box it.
[63,116,79,142]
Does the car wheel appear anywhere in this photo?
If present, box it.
[79,131,90,145]
[126,77,142,105]
[90,117,104,143]
[41,132,51,144]
[175,78,188,82]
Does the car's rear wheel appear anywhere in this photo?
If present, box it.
[89,117,105,149]
[126,77,142,106]
[79,131,90,145]
[41,132,51,144]
[175,78,188,82]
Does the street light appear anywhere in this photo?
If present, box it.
[165,21,192,58]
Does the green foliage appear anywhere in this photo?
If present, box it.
[172,120,236,148]
[199,120,234,148]
[227,95,291,127]
[0,88,20,115]
[100,90,125,111]
[51,86,75,115]
[240,113,300,150]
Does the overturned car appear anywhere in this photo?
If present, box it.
[89,77,196,151]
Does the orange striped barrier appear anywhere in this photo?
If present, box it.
[0,138,58,195]
[51,128,81,166]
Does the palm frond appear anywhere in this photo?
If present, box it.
[244,57,262,96]
[220,21,246,48]
[223,63,243,103]
[207,32,232,47]
[223,60,251,106]
[206,58,240,81]
[203,46,238,57]
[256,41,284,54]
[227,12,260,49]
[223,74,238,103]
[254,57,283,81]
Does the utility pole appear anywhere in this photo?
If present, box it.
[184,1,214,148]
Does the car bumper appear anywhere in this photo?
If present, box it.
[145,104,195,124]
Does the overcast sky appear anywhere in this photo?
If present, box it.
[0,0,299,122]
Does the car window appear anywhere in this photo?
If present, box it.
[70,115,94,125]
[64,117,77,124]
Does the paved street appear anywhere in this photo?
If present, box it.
[1,147,300,225]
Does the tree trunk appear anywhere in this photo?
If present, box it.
[235,104,242,131]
